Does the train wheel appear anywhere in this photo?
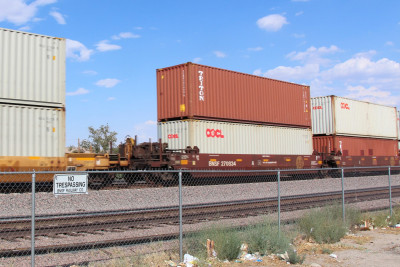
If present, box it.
[88,173,114,189]
[123,173,138,185]
[143,173,160,186]
[159,172,177,186]
[318,166,330,179]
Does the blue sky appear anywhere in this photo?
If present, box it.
[1,0,399,146]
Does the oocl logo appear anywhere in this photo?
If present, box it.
[206,129,224,138]
[341,102,350,110]
[168,134,179,139]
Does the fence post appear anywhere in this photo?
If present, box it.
[179,171,183,263]
[31,171,36,267]
[277,170,281,236]
[341,168,345,224]
[388,166,392,217]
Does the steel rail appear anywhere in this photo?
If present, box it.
[0,186,399,257]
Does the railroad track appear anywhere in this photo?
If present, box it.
[0,186,399,257]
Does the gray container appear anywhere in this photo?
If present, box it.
[311,96,398,139]
[0,103,65,157]
[0,28,65,106]
[158,120,313,155]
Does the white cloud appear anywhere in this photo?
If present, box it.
[256,48,400,105]
[292,33,305,38]
[385,41,394,46]
[82,70,97,75]
[107,97,116,101]
[253,69,263,76]
[321,57,400,84]
[111,32,140,40]
[133,121,157,142]
[66,39,94,61]
[248,46,263,52]
[345,85,400,106]
[264,64,320,81]
[295,11,304,16]
[0,0,56,25]
[96,40,122,52]
[193,57,202,63]
[66,88,89,96]
[286,45,340,65]
[214,51,227,58]
[257,14,288,32]
[49,10,65,24]
[353,50,376,59]
[18,25,31,31]
[32,17,43,22]
[96,78,121,88]
[134,26,143,30]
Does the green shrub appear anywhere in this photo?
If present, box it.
[344,206,362,227]
[365,206,400,228]
[287,248,306,264]
[321,247,332,254]
[245,220,290,255]
[213,228,242,261]
[183,225,241,261]
[299,205,360,244]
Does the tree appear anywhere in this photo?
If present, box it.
[81,124,118,153]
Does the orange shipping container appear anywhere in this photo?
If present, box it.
[157,62,311,128]
[313,135,398,157]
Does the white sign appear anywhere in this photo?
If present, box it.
[53,174,88,195]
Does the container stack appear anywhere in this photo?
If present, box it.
[157,62,313,155]
[398,110,400,151]
[0,28,66,158]
[311,95,398,157]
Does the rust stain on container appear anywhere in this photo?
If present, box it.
[157,62,311,128]
[313,135,398,157]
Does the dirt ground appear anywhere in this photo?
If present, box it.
[221,228,400,267]
[300,228,400,267]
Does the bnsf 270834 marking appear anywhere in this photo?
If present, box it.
[208,160,237,166]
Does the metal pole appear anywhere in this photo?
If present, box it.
[31,171,36,267]
[341,168,345,224]
[388,166,393,217]
[179,171,183,263]
[277,171,281,236]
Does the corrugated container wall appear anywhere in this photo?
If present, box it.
[0,104,65,157]
[311,96,398,139]
[157,62,311,128]
[397,109,400,141]
[0,28,65,106]
[313,135,398,157]
[158,120,313,155]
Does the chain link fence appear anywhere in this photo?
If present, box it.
[0,166,399,266]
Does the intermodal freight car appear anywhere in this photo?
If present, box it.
[0,44,399,186]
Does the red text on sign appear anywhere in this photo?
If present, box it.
[206,129,224,138]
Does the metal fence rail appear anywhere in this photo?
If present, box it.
[0,166,399,266]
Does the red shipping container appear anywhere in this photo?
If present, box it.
[157,62,311,128]
[313,135,398,156]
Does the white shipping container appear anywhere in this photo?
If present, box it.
[311,96,398,139]
[0,104,65,157]
[158,120,313,155]
[398,110,400,141]
[0,28,65,105]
